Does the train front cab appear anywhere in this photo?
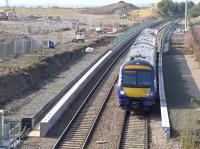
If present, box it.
[118,61,156,111]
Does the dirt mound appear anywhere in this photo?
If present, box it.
[80,1,137,15]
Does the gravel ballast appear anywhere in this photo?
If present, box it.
[3,44,111,121]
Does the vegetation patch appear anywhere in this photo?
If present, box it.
[157,0,194,17]
[181,133,197,149]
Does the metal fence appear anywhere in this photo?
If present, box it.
[1,120,21,148]
[0,21,73,35]
[0,38,45,60]
[0,33,80,61]
[112,19,157,48]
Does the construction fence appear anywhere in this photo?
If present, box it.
[0,38,45,60]
[0,34,76,61]
[0,20,73,35]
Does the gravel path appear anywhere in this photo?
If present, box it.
[3,44,111,121]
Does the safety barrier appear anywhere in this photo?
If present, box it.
[159,20,177,139]
[112,19,158,48]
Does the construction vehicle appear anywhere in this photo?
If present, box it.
[4,8,16,20]
[120,13,133,21]
[0,9,4,20]
[75,22,87,34]
[0,8,16,20]
[72,34,85,43]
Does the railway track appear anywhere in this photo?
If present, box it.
[117,23,168,149]
[53,21,166,149]
[119,112,149,149]
[54,76,118,149]
[52,35,134,149]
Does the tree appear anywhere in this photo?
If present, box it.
[157,0,195,17]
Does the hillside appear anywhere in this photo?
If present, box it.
[80,1,138,15]
[129,7,162,19]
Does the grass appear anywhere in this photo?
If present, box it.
[2,63,13,72]
[28,56,39,65]
[196,58,200,65]
[191,97,200,106]
[129,7,160,18]
[181,134,197,149]
[192,97,200,125]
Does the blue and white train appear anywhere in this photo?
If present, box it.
[117,28,158,111]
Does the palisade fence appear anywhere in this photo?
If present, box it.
[0,21,73,35]
[0,20,75,61]
[0,38,45,60]
[112,19,157,48]
[0,35,76,61]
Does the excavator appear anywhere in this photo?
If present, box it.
[3,8,16,20]
[0,0,16,20]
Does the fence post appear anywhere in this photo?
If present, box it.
[31,37,33,52]
[13,40,17,58]
[23,39,25,53]
[0,110,4,147]
[4,42,6,59]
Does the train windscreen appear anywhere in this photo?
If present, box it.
[122,70,152,87]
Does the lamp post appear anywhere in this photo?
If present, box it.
[185,0,188,31]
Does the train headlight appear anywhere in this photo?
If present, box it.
[146,93,150,96]
[146,91,153,97]
[120,90,125,95]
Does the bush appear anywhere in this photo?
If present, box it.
[191,13,200,18]
[191,97,200,105]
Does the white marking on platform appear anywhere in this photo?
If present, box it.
[28,131,40,137]
[41,50,112,123]
[181,74,192,77]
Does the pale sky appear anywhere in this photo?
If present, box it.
[0,0,199,7]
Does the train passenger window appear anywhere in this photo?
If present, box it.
[122,70,152,87]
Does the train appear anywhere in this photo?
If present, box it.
[117,28,158,111]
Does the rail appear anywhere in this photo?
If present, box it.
[118,113,149,149]
[159,20,177,139]
[21,19,161,137]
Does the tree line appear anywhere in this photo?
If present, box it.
[157,0,195,16]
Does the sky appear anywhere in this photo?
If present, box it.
[0,0,199,7]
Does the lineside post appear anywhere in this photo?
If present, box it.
[0,110,4,146]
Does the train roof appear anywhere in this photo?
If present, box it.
[125,28,158,67]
